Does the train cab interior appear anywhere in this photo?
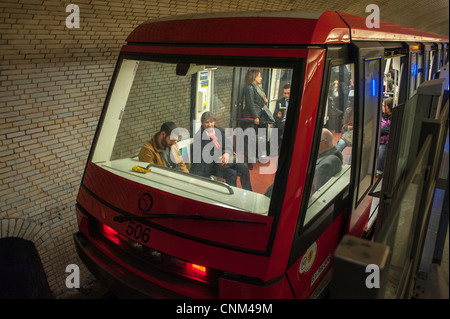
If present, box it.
[90,59,298,217]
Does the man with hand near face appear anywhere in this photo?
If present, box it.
[139,121,189,173]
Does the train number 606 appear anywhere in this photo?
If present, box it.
[126,221,151,243]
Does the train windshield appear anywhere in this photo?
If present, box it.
[91,58,295,216]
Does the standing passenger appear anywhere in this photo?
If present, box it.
[376,98,393,176]
[243,69,268,126]
[242,68,269,168]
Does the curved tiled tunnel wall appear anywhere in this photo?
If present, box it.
[0,218,55,296]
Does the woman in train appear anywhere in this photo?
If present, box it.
[242,69,269,168]
[377,97,393,176]
[243,69,268,125]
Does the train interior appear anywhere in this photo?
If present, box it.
[90,60,296,216]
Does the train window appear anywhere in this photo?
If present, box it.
[305,63,354,225]
[444,44,449,64]
[90,58,294,216]
[357,58,381,202]
[384,56,401,106]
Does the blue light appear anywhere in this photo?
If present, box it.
[371,78,377,96]
[412,64,418,77]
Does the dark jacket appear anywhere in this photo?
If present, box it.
[313,146,343,191]
[243,83,266,120]
[273,96,288,128]
[190,126,233,178]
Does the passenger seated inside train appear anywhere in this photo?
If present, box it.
[190,112,252,191]
[138,121,189,173]
[311,128,343,193]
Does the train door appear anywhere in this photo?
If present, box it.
[189,66,288,132]
[443,43,449,65]
[382,43,410,107]
[185,65,292,194]
[345,42,384,240]
[430,43,442,78]
[286,46,356,298]
[416,45,424,87]
[437,43,444,70]
[230,67,247,128]
[189,66,250,136]
[423,44,433,82]
[408,44,422,98]
[233,68,291,118]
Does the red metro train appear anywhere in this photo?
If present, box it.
[74,11,449,298]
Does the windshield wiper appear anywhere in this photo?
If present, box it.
[114,213,267,225]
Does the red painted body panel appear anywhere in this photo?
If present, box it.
[126,10,448,46]
[263,49,327,278]
[126,11,350,45]
[77,184,273,281]
[286,214,343,299]
[84,225,217,298]
[220,275,295,299]
[79,161,273,254]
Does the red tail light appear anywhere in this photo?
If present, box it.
[102,224,122,245]
[186,262,208,281]
[170,258,210,283]
[100,222,211,284]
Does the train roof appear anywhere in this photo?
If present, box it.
[126,11,449,45]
